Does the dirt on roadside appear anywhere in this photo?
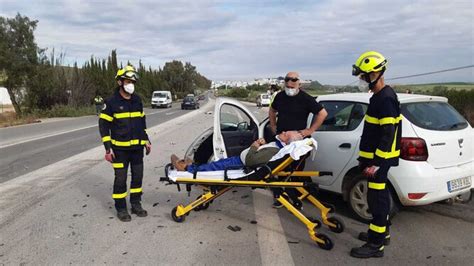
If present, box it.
[0,106,40,127]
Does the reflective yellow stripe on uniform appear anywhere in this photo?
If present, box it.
[359,151,374,159]
[130,188,142,193]
[112,192,127,199]
[365,115,401,125]
[100,113,114,122]
[364,115,379,124]
[111,139,145,147]
[102,136,111,142]
[369,223,387,233]
[368,182,386,190]
[112,163,124,168]
[375,149,400,159]
[379,115,402,125]
[114,112,145,119]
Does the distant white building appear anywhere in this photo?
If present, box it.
[0,87,12,105]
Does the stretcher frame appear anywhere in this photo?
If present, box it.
[160,153,345,250]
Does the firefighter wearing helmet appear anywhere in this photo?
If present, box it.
[98,65,152,222]
[350,51,402,258]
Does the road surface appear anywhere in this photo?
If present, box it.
[0,97,472,265]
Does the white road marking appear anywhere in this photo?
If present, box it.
[253,189,295,266]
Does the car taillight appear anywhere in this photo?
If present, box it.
[408,193,427,200]
[400,137,428,161]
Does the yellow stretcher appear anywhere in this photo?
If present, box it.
[160,151,345,250]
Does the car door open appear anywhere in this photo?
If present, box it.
[213,98,261,160]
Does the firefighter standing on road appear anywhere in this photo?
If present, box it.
[94,94,104,115]
[350,51,401,258]
[98,65,152,222]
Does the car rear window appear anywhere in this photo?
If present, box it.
[402,102,469,131]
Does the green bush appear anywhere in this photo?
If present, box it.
[225,88,249,99]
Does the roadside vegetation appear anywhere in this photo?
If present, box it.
[0,13,211,126]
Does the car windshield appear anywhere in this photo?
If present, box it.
[153,92,167,98]
[402,101,468,131]
[184,96,194,101]
[261,94,269,99]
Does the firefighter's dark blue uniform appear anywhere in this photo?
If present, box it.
[358,85,401,245]
[99,88,149,210]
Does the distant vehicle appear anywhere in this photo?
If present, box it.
[198,95,206,101]
[256,93,271,107]
[181,95,200,110]
[151,91,172,108]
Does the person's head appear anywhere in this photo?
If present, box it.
[284,72,300,96]
[270,84,280,93]
[115,65,139,95]
[352,51,387,93]
[277,130,303,144]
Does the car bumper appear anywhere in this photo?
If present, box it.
[390,160,473,206]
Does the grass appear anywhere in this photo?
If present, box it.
[393,83,474,93]
[0,104,96,127]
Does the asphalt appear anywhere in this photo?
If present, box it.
[0,97,472,265]
[0,103,199,183]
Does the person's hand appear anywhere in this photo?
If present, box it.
[251,140,261,148]
[270,125,277,135]
[258,138,266,145]
[363,166,379,178]
[105,150,115,162]
[299,128,313,138]
[145,142,151,155]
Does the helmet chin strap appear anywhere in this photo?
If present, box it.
[368,68,385,90]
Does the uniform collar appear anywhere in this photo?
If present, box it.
[275,136,286,148]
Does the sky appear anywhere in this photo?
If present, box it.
[0,0,473,85]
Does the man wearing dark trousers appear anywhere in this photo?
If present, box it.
[350,51,401,258]
[268,72,328,207]
[99,65,152,222]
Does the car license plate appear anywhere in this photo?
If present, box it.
[447,176,472,193]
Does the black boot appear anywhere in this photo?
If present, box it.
[358,231,391,245]
[350,243,384,258]
[131,203,148,217]
[117,209,131,222]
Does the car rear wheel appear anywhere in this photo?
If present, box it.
[347,174,399,223]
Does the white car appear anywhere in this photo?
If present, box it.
[184,95,473,222]
[256,93,271,107]
[151,91,172,108]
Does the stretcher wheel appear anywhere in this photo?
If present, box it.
[194,196,210,211]
[327,217,345,233]
[171,207,185,223]
[323,202,336,213]
[308,217,322,228]
[315,233,333,250]
[292,199,303,210]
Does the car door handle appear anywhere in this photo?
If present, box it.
[339,143,351,149]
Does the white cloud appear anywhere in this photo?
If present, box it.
[0,0,472,84]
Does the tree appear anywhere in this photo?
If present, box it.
[0,13,40,116]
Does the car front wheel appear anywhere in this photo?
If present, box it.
[347,174,399,223]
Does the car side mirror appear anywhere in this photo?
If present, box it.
[237,121,249,131]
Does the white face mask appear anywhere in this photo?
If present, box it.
[123,83,135,94]
[358,79,370,92]
[285,87,299,96]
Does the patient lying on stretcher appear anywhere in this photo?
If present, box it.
[170,131,303,172]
